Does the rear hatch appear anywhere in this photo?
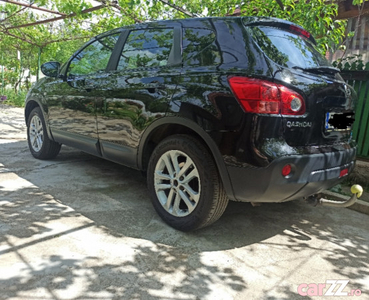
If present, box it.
[244,18,355,148]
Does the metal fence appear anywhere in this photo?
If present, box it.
[341,71,369,158]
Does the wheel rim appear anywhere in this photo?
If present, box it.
[154,150,201,217]
[29,115,44,152]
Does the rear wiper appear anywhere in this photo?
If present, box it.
[292,66,340,75]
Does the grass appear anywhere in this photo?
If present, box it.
[0,89,27,107]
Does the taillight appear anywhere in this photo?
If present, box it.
[228,77,305,115]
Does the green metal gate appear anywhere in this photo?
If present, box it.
[341,71,369,159]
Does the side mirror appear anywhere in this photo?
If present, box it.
[41,62,60,78]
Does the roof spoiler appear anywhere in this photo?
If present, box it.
[242,17,316,45]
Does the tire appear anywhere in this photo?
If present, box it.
[27,107,61,159]
[147,135,229,231]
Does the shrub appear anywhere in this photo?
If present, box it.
[0,89,27,107]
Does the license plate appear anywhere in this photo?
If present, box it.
[325,112,334,130]
[325,112,352,131]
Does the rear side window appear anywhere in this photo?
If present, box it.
[118,28,174,70]
[250,26,329,69]
[183,28,221,66]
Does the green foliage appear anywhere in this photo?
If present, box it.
[333,54,369,71]
[2,68,18,87]
[0,89,27,107]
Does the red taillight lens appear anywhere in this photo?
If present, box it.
[339,168,348,178]
[228,77,305,115]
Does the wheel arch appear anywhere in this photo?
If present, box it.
[25,100,40,123]
[25,99,54,140]
[138,117,236,201]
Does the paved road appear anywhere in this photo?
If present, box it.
[1,105,368,300]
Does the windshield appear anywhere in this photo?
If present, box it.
[250,26,330,69]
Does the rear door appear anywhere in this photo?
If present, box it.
[92,24,182,167]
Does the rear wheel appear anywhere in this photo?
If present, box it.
[27,107,61,159]
[147,135,228,231]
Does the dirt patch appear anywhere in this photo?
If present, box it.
[347,160,369,187]
[336,160,369,203]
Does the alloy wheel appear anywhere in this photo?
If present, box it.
[29,114,44,152]
[154,150,201,217]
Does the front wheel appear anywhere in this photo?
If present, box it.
[27,107,61,159]
[147,135,229,231]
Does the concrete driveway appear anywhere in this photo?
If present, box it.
[1,104,368,300]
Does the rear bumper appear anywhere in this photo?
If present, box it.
[227,146,356,202]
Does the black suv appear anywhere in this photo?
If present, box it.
[25,17,356,231]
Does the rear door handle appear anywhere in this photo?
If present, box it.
[147,81,165,93]
[85,80,97,92]
[85,73,112,92]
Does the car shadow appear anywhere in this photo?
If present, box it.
[1,141,304,249]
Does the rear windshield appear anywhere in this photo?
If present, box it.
[250,26,330,69]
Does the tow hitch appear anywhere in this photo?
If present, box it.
[306,184,363,208]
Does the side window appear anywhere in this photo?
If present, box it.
[183,28,221,67]
[68,33,120,76]
[117,28,174,70]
